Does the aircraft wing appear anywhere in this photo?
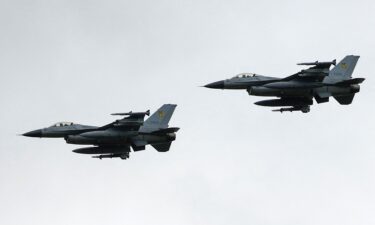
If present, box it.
[99,110,150,131]
[282,59,336,82]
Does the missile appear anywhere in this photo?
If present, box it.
[272,106,310,113]
[273,107,302,113]
[92,153,129,160]
[92,154,120,159]
[297,59,336,66]
[111,110,150,116]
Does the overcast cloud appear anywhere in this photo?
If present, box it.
[0,0,375,225]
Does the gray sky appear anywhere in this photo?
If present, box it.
[1,0,375,224]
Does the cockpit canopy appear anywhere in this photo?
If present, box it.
[50,122,74,127]
[232,73,256,78]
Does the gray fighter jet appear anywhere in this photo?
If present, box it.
[23,104,179,160]
[204,55,364,113]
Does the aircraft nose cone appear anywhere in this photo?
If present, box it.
[204,80,225,89]
[23,129,42,137]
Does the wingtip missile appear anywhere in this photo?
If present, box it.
[111,110,150,116]
[297,59,336,66]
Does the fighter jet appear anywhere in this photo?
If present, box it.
[23,104,179,160]
[204,55,364,113]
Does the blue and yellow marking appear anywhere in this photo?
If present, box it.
[341,63,348,69]
[158,111,165,120]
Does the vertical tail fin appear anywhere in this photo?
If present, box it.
[327,55,360,82]
[143,104,177,129]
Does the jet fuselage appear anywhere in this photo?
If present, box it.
[204,55,364,112]
[23,104,179,159]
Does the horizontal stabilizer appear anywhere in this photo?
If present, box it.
[148,127,180,134]
[334,94,355,105]
[332,78,365,86]
[152,142,172,152]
